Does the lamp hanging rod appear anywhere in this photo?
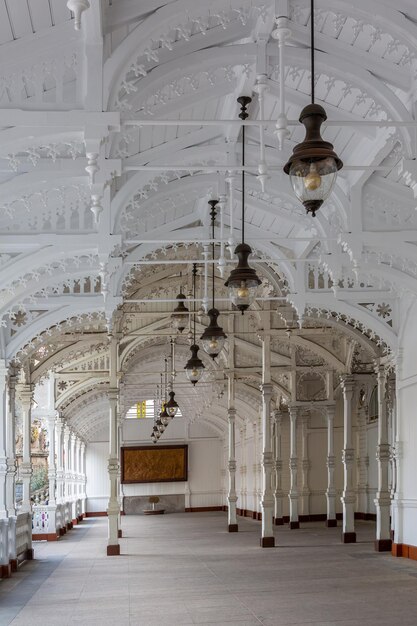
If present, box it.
[122,119,417,128]
[123,165,394,172]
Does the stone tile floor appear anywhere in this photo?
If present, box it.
[1,513,417,625]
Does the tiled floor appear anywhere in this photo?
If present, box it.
[1,513,417,626]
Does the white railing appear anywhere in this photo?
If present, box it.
[56,503,64,532]
[75,499,82,519]
[16,512,32,557]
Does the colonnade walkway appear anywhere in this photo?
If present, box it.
[1,513,417,626]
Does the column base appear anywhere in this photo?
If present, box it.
[107,544,120,556]
[342,532,356,543]
[375,539,392,552]
[326,519,337,528]
[1,563,12,578]
[59,527,66,536]
[289,521,300,529]
[228,524,238,532]
[260,536,275,548]
[10,559,18,572]
[274,517,284,526]
[118,529,123,538]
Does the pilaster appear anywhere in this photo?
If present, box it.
[17,384,33,514]
[325,404,337,527]
[300,414,310,519]
[273,410,284,525]
[340,375,356,543]
[288,405,299,529]
[260,383,274,547]
[374,364,392,551]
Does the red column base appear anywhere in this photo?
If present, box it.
[228,524,238,532]
[260,536,275,548]
[118,529,122,538]
[107,544,120,556]
[10,559,18,572]
[342,532,356,543]
[274,517,284,526]
[59,528,66,536]
[0,563,12,578]
[289,521,300,529]
[326,519,337,528]
[375,539,392,552]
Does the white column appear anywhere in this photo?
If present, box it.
[70,432,77,521]
[55,418,65,504]
[325,404,337,526]
[107,387,120,555]
[300,414,310,519]
[374,364,392,551]
[340,375,356,543]
[17,384,33,514]
[260,383,274,547]
[356,403,369,516]
[273,409,284,525]
[288,405,299,529]
[63,425,71,504]
[46,415,57,506]
[227,406,238,532]
[0,361,8,521]
[80,441,86,515]
[5,371,17,518]
[239,424,247,514]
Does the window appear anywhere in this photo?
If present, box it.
[125,399,182,419]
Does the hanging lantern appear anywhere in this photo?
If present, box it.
[225,96,261,313]
[201,308,227,358]
[160,403,170,427]
[225,242,261,313]
[171,291,189,333]
[283,0,342,216]
[166,390,179,418]
[185,344,205,385]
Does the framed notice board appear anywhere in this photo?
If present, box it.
[121,445,188,483]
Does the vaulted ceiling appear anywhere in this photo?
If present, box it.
[2,0,417,440]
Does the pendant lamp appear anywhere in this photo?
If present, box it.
[201,200,227,358]
[171,274,189,333]
[225,96,261,313]
[185,263,205,385]
[283,0,343,216]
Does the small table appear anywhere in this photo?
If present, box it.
[143,509,165,515]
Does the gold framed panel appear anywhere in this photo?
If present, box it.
[121,445,188,483]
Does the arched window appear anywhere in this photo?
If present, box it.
[368,386,378,422]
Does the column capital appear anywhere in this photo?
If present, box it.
[288,404,299,419]
[326,404,336,420]
[17,384,34,409]
[260,382,273,398]
[340,374,355,396]
[108,388,119,401]
[228,408,237,420]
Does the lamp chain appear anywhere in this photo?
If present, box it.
[311,0,315,104]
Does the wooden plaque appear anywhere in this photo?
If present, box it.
[121,445,188,483]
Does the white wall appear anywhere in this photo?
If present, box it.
[121,417,224,509]
[85,441,109,513]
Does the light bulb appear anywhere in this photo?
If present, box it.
[191,368,198,377]
[209,338,218,350]
[237,282,249,298]
[304,162,321,191]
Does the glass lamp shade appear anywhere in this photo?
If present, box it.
[225,242,261,313]
[156,418,164,434]
[151,433,157,443]
[184,344,205,385]
[284,103,342,216]
[160,404,170,426]
[166,390,179,418]
[171,292,189,333]
[200,308,227,358]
